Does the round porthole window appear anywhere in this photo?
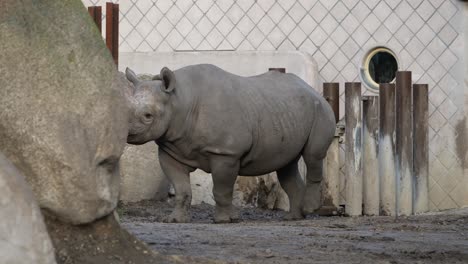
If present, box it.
[361,47,398,90]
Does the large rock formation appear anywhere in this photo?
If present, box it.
[0,1,195,263]
[0,0,128,225]
[0,152,56,264]
[120,142,170,202]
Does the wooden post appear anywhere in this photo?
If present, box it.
[413,84,429,214]
[379,83,397,216]
[345,82,362,216]
[87,6,102,32]
[324,83,339,123]
[322,83,340,212]
[362,96,379,216]
[106,2,119,66]
[395,71,413,216]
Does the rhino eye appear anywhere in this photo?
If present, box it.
[144,113,153,119]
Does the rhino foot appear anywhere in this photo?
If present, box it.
[164,211,190,223]
[284,211,305,221]
[302,184,321,215]
[213,207,240,224]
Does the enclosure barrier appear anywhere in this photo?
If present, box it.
[323,71,429,216]
[345,83,363,216]
[395,71,413,216]
[413,84,429,214]
[106,2,119,66]
[379,83,397,216]
[87,6,102,32]
[322,83,341,214]
[87,3,119,66]
[362,96,379,216]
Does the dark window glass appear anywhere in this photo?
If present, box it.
[368,51,398,84]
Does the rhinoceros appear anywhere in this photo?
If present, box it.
[125,64,335,223]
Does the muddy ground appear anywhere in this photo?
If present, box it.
[119,200,468,264]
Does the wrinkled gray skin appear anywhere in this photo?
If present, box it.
[125,64,335,223]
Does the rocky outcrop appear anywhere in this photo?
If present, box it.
[120,142,170,202]
[0,152,56,264]
[0,0,128,225]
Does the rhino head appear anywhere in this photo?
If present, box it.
[125,67,176,145]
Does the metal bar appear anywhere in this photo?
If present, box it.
[322,83,340,211]
[88,6,102,32]
[323,83,339,123]
[362,96,379,216]
[88,6,95,20]
[95,6,102,33]
[345,82,362,216]
[413,84,429,214]
[112,3,119,66]
[106,3,119,66]
[395,71,413,216]
[379,83,397,216]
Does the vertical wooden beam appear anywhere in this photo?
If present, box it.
[345,82,362,216]
[395,71,413,216]
[323,83,339,123]
[379,83,397,216]
[106,2,119,66]
[362,96,379,215]
[322,83,340,211]
[413,84,429,214]
[87,6,102,32]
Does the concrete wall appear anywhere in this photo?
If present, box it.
[119,50,318,89]
[82,0,468,210]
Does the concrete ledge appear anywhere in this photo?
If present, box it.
[119,50,318,90]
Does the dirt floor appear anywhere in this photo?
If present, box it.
[119,200,468,264]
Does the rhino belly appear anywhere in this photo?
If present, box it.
[238,132,308,176]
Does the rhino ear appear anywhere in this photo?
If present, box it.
[160,67,176,93]
[125,67,139,85]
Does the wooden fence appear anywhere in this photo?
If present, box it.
[322,71,429,216]
[88,3,119,66]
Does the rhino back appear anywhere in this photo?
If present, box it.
[172,65,328,175]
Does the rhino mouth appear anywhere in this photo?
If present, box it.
[127,133,147,145]
[127,133,138,142]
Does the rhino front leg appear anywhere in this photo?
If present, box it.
[159,150,193,223]
[210,156,240,224]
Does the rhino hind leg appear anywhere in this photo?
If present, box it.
[277,159,305,220]
[301,157,324,215]
[211,157,240,224]
[159,150,193,223]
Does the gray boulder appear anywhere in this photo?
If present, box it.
[0,152,56,264]
[0,0,128,224]
[120,142,170,202]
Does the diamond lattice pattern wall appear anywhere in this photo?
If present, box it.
[82,0,466,211]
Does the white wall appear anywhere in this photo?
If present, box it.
[82,0,468,210]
